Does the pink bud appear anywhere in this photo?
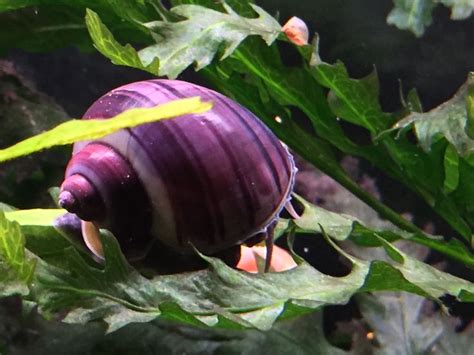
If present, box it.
[282,16,309,46]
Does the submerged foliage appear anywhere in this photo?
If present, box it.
[387,0,474,37]
[0,0,473,352]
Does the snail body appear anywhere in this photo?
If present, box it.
[58,80,295,261]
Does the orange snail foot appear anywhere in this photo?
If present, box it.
[237,245,297,273]
[80,220,297,273]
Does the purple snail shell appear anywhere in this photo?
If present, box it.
[57,79,296,261]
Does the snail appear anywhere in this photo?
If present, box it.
[56,79,296,270]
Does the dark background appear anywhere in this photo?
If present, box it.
[1,0,473,347]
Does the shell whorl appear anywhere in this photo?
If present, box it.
[60,79,296,257]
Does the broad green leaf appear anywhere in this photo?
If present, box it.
[0,1,152,54]
[387,0,436,37]
[34,231,370,332]
[374,246,474,299]
[4,209,71,261]
[3,307,346,354]
[387,0,474,37]
[310,43,393,135]
[85,9,159,75]
[84,0,281,79]
[172,0,256,16]
[0,212,36,296]
[27,196,473,333]
[0,97,211,163]
[345,240,474,299]
[105,0,151,23]
[395,73,474,157]
[139,3,281,78]
[0,7,92,54]
[5,209,64,226]
[393,74,474,243]
[305,37,473,241]
[203,34,435,241]
[0,0,155,20]
[206,36,474,254]
[291,194,474,268]
[82,0,436,247]
[0,0,35,12]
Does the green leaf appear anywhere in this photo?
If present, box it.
[310,37,393,135]
[204,28,474,248]
[139,3,281,78]
[34,231,370,332]
[5,209,64,227]
[81,0,440,248]
[443,144,460,193]
[396,73,474,157]
[0,97,211,163]
[85,1,282,79]
[0,2,152,54]
[0,0,154,20]
[24,196,472,333]
[0,197,469,333]
[85,9,159,74]
[4,307,347,354]
[442,0,474,20]
[387,0,436,37]
[291,194,474,268]
[387,0,474,37]
[0,211,36,296]
[374,248,474,299]
[4,209,71,262]
[306,38,474,242]
[0,7,91,54]
[0,0,36,12]
[393,74,474,243]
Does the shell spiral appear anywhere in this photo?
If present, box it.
[59,79,295,259]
